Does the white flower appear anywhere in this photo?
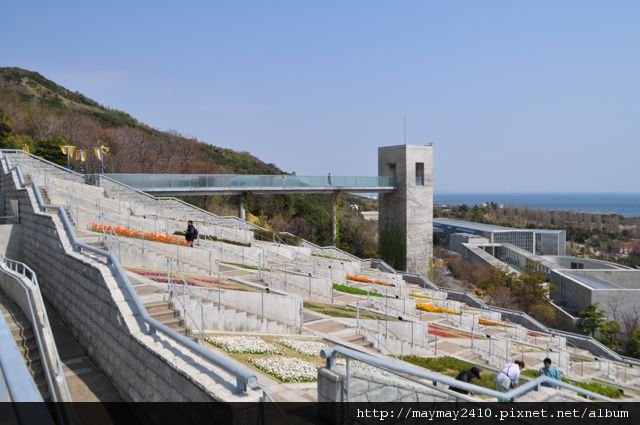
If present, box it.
[250,357,317,382]
[206,336,281,354]
[278,339,328,356]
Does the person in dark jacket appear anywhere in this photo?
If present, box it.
[185,220,198,247]
[449,366,481,395]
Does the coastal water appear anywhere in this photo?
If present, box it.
[434,193,640,218]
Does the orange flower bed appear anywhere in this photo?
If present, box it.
[478,318,504,327]
[416,302,460,315]
[346,274,394,287]
[91,223,188,246]
[409,293,433,299]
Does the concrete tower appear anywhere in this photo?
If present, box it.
[378,144,433,277]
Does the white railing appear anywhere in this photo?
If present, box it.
[0,253,72,402]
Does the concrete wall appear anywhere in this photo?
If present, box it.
[378,144,433,277]
[0,166,261,402]
[0,224,23,261]
[266,270,332,302]
[189,286,302,329]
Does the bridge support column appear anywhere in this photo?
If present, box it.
[378,144,433,277]
[331,193,338,246]
[239,193,247,220]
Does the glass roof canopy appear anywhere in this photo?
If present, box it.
[105,174,396,195]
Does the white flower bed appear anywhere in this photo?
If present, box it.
[278,339,328,356]
[206,336,281,354]
[251,357,317,382]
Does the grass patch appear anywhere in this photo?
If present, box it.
[520,369,540,379]
[511,368,623,398]
[572,381,623,398]
[303,301,398,320]
[333,283,382,297]
[312,253,345,261]
[220,261,260,270]
[402,356,497,391]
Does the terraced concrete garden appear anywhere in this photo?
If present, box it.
[128,267,256,291]
[303,301,399,321]
[205,335,330,383]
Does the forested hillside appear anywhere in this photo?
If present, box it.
[0,67,379,256]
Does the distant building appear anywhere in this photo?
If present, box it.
[434,218,566,256]
[434,218,640,331]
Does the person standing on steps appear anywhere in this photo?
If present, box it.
[185,220,198,247]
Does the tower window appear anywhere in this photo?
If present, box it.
[415,162,424,186]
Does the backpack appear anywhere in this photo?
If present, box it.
[193,227,199,240]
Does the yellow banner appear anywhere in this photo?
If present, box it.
[76,150,87,162]
[94,147,103,161]
[61,146,67,155]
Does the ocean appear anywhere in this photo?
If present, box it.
[434,193,640,218]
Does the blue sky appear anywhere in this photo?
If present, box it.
[2,1,639,192]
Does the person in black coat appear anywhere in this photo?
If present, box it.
[449,367,481,395]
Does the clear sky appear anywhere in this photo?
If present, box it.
[2,1,639,192]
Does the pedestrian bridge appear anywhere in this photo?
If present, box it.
[104,173,396,195]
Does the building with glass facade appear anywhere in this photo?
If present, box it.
[434,218,566,256]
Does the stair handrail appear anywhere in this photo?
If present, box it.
[0,294,43,402]
[353,301,417,358]
[167,259,206,342]
[1,150,84,178]
[320,345,616,402]
[0,253,72,402]
[0,157,258,393]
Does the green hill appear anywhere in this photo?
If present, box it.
[0,66,280,174]
[0,66,378,256]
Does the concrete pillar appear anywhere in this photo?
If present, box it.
[331,193,337,246]
[378,144,433,277]
[239,193,247,220]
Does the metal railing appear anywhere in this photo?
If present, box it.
[167,259,206,342]
[0,254,72,402]
[0,307,42,402]
[320,345,616,402]
[0,154,258,394]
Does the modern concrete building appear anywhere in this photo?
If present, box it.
[434,218,566,256]
[451,236,640,331]
[378,145,433,277]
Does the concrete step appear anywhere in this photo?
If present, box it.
[307,320,348,333]
[149,310,178,322]
[144,301,172,314]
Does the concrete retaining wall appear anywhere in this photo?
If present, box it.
[0,167,261,402]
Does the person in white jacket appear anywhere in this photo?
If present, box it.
[496,360,525,393]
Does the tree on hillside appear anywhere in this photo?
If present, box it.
[0,108,12,143]
[578,303,606,337]
[626,326,640,359]
[34,137,67,166]
[598,320,621,349]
